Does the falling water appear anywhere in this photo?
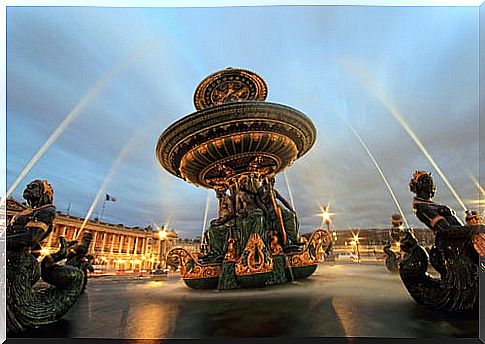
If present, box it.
[467,170,485,197]
[2,45,151,207]
[346,124,410,229]
[78,136,136,235]
[284,254,296,283]
[320,99,411,229]
[283,173,297,283]
[466,170,484,212]
[283,171,295,211]
[201,189,211,241]
[340,58,467,212]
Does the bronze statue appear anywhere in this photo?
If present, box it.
[6,180,85,333]
[65,231,95,292]
[383,242,400,273]
[256,175,302,252]
[398,171,481,312]
[199,166,305,266]
[465,210,485,259]
[383,214,402,273]
[201,185,235,262]
[234,174,267,253]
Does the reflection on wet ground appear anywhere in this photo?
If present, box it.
[10,263,478,339]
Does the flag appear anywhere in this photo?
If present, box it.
[105,194,116,202]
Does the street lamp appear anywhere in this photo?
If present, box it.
[317,205,336,260]
[317,206,333,227]
[158,228,168,269]
[351,231,361,262]
[158,228,168,240]
[317,205,335,237]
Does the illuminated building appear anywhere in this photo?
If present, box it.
[6,198,198,272]
[302,227,434,260]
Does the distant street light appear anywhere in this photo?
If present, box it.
[158,228,168,240]
[158,228,169,269]
[351,231,361,263]
[317,206,334,227]
[317,205,335,240]
[317,206,336,258]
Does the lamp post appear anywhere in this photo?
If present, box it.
[352,232,361,263]
[317,206,334,241]
[318,206,332,233]
[317,206,335,259]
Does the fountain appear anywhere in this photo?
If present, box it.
[156,68,330,290]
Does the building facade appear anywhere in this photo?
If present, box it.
[6,198,199,272]
[6,198,435,267]
[303,226,435,260]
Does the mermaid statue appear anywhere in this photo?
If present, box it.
[6,180,85,333]
[398,171,482,312]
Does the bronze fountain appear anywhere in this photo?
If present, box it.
[157,68,330,290]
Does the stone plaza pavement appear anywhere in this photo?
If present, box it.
[9,262,479,340]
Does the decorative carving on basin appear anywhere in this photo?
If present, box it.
[167,248,221,280]
[286,229,329,268]
[193,68,268,110]
[235,234,274,276]
[156,102,316,189]
[167,228,330,290]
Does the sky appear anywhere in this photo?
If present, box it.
[6,5,482,238]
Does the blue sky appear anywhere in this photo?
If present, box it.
[6,5,481,238]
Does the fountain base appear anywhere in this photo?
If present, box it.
[167,229,328,290]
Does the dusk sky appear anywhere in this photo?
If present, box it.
[6,5,482,238]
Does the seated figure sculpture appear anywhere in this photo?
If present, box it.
[398,171,481,312]
[256,174,302,253]
[201,185,235,262]
[234,174,267,253]
[6,180,85,333]
[200,161,304,264]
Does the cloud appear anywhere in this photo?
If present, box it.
[6,6,480,238]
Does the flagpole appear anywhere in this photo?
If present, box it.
[100,198,106,223]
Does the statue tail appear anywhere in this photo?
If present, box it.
[7,257,84,334]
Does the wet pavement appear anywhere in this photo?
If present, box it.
[9,262,479,339]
